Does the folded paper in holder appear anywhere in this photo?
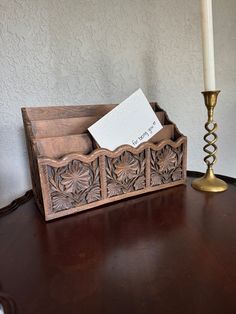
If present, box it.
[88,89,163,151]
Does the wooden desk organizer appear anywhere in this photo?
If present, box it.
[22,103,187,221]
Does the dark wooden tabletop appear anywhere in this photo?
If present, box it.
[1,175,236,314]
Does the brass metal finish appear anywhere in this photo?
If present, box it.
[192,91,228,192]
[192,166,228,192]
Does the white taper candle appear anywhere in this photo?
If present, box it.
[201,0,216,91]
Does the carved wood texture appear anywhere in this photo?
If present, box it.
[106,150,146,197]
[22,103,187,221]
[151,145,183,186]
[44,143,185,214]
[47,159,101,212]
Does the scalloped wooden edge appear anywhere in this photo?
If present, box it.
[38,136,187,167]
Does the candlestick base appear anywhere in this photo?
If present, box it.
[192,166,228,192]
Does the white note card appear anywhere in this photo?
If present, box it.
[88,88,163,151]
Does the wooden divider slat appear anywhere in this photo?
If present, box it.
[24,102,159,121]
[31,112,166,139]
[150,125,174,143]
[33,133,93,158]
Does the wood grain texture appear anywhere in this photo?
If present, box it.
[30,112,165,139]
[23,103,159,121]
[0,175,236,314]
[22,103,187,221]
[149,124,174,143]
[33,133,93,158]
[31,116,101,138]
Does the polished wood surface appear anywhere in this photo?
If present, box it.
[0,176,236,314]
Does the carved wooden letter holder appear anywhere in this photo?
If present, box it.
[22,103,187,221]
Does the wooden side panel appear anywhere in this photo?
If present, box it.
[21,108,45,216]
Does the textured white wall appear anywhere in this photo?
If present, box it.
[0,0,236,207]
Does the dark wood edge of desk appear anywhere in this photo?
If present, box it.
[0,190,33,218]
[0,294,17,314]
[0,171,235,218]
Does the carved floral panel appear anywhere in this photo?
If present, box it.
[150,145,183,186]
[47,159,101,212]
[106,151,146,198]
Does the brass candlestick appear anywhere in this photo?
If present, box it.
[192,90,228,192]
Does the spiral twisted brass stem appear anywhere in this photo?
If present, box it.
[203,120,217,166]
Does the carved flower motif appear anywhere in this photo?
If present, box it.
[86,186,101,203]
[61,161,91,193]
[114,152,139,181]
[162,172,172,184]
[151,173,162,186]
[150,145,184,187]
[157,146,176,173]
[52,192,73,212]
[172,167,182,181]
[134,175,145,190]
[107,182,123,197]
